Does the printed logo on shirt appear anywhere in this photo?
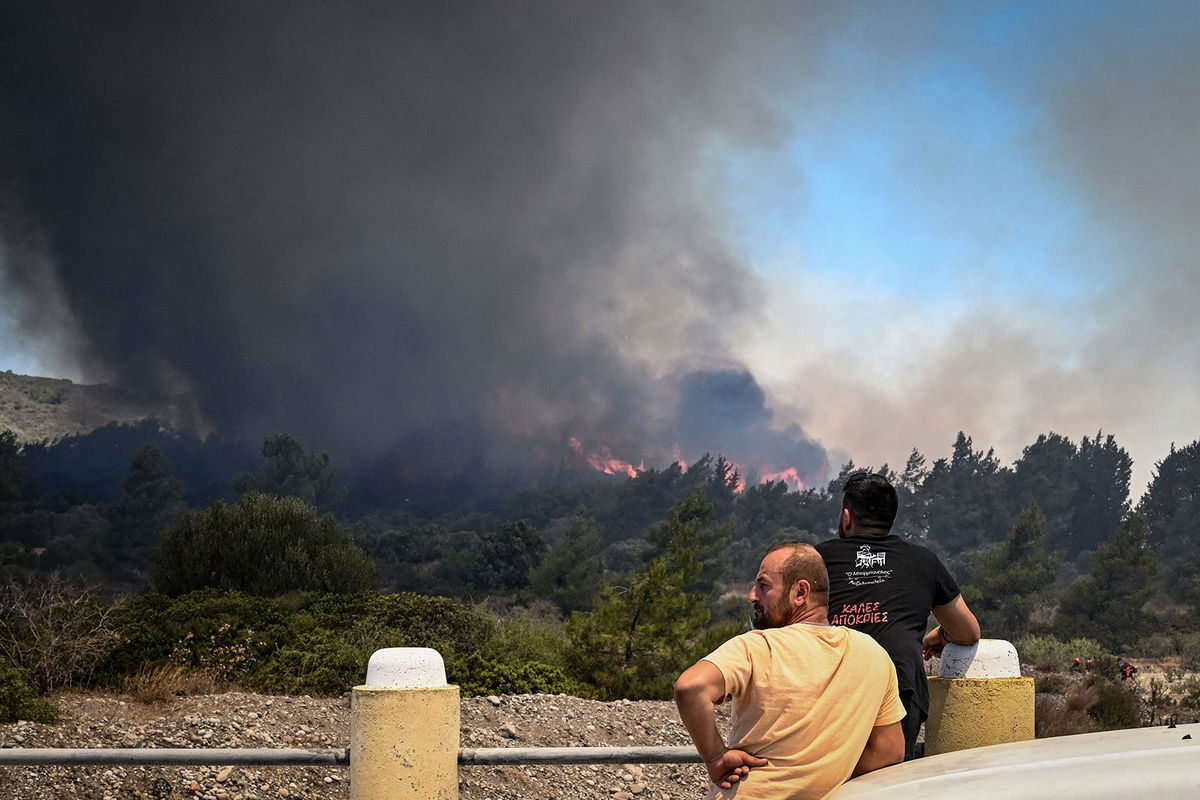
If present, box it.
[843,543,893,586]
[855,545,886,568]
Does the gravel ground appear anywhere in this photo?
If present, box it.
[0,692,724,799]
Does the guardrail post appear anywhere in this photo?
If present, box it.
[349,647,460,799]
[924,638,1034,755]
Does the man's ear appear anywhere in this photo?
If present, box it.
[840,507,852,535]
[792,579,811,606]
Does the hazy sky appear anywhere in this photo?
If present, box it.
[1,0,1196,496]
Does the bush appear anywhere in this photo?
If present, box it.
[1017,635,1104,671]
[1175,676,1200,710]
[1036,684,1096,738]
[478,605,571,671]
[1087,679,1140,730]
[153,493,375,596]
[451,653,585,697]
[0,575,122,692]
[0,661,57,723]
[1036,674,1070,694]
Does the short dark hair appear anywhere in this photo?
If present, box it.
[841,472,898,531]
[765,541,829,607]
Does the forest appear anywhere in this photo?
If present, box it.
[1,420,1198,722]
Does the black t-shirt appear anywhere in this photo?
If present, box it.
[816,534,959,714]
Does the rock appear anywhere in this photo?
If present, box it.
[216,767,234,783]
[498,722,518,739]
[630,782,645,794]
[486,696,502,707]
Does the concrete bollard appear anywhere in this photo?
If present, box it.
[924,639,1034,756]
[349,648,460,799]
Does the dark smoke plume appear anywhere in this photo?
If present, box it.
[0,1,833,491]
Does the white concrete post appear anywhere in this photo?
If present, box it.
[349,648,460,799]
[925,639,1034,755]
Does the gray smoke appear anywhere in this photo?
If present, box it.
[0,1,836,484]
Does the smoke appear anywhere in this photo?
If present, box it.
[0,2,837,487]
[739,2,1200,498]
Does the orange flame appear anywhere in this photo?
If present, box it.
[567,437,644,478]
[760,466,806,491]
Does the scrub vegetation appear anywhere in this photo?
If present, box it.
[1,417,1198,731]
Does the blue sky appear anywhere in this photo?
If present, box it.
[713,0,1199,493]
[719,0,1123,311]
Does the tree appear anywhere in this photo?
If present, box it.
[0,431,26,503]
[643,493,731,599]
[153,493,375,596]
[923,432,1013,556]
[1010,433,1078,554]
[566,495,716,699]
[1070,432,1132,557]
[1054,513,1157,650]
[1138,439,1200,559]
[234,433,343,510]
[106,443,185,553]
[894,448,930,540]
[529,513,604,613]
[478,520,546,593]
[963,505,1060,640]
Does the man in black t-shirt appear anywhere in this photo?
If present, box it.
[816,472,980,761]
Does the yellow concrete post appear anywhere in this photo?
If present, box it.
[349,648,460,799]
[925,639,1034,755]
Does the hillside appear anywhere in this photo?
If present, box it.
[0,371,179,443]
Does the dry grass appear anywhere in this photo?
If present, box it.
[122,665,220,704]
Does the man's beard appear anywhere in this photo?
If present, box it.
[751,597,791,629]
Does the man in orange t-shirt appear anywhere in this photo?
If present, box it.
[675,542,905,799]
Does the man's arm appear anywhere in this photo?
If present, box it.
[852,722,904,776]
[922,594,982,659]
[674,660,768,789]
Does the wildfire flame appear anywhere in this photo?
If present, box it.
[759,466,806,491]
[567,437,644,478]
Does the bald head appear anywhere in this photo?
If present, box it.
[765,542,830,608]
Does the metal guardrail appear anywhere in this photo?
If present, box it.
[0,748,350,766]
[0,745,700,767]
[459,746,699,765]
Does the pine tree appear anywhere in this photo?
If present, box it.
[233,432,343,510]
[107,443,185,553]
[1070,431,1132,556]
[964,505,1060,640]
[1054,513,1157,650]
[1138,439,1200,558]
[923,432,1013,555]
[0,430,26,502]
[528,513,604,613]
[566,495,716,699]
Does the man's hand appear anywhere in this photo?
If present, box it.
[922,626,946,660]
[705,748,769,789]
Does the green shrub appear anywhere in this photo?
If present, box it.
[1036,674,1069,694]
[153,493,375,596]
[479,606,571,671]
[0,662,57,723]
[266,631,369,696]
[1176,676,1200,710]
[97,590,287,686]
[1087,680,1140,730]
[451,653,586,697]
[1017,635,1104,671]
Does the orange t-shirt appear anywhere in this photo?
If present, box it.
[702,623,904,800]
